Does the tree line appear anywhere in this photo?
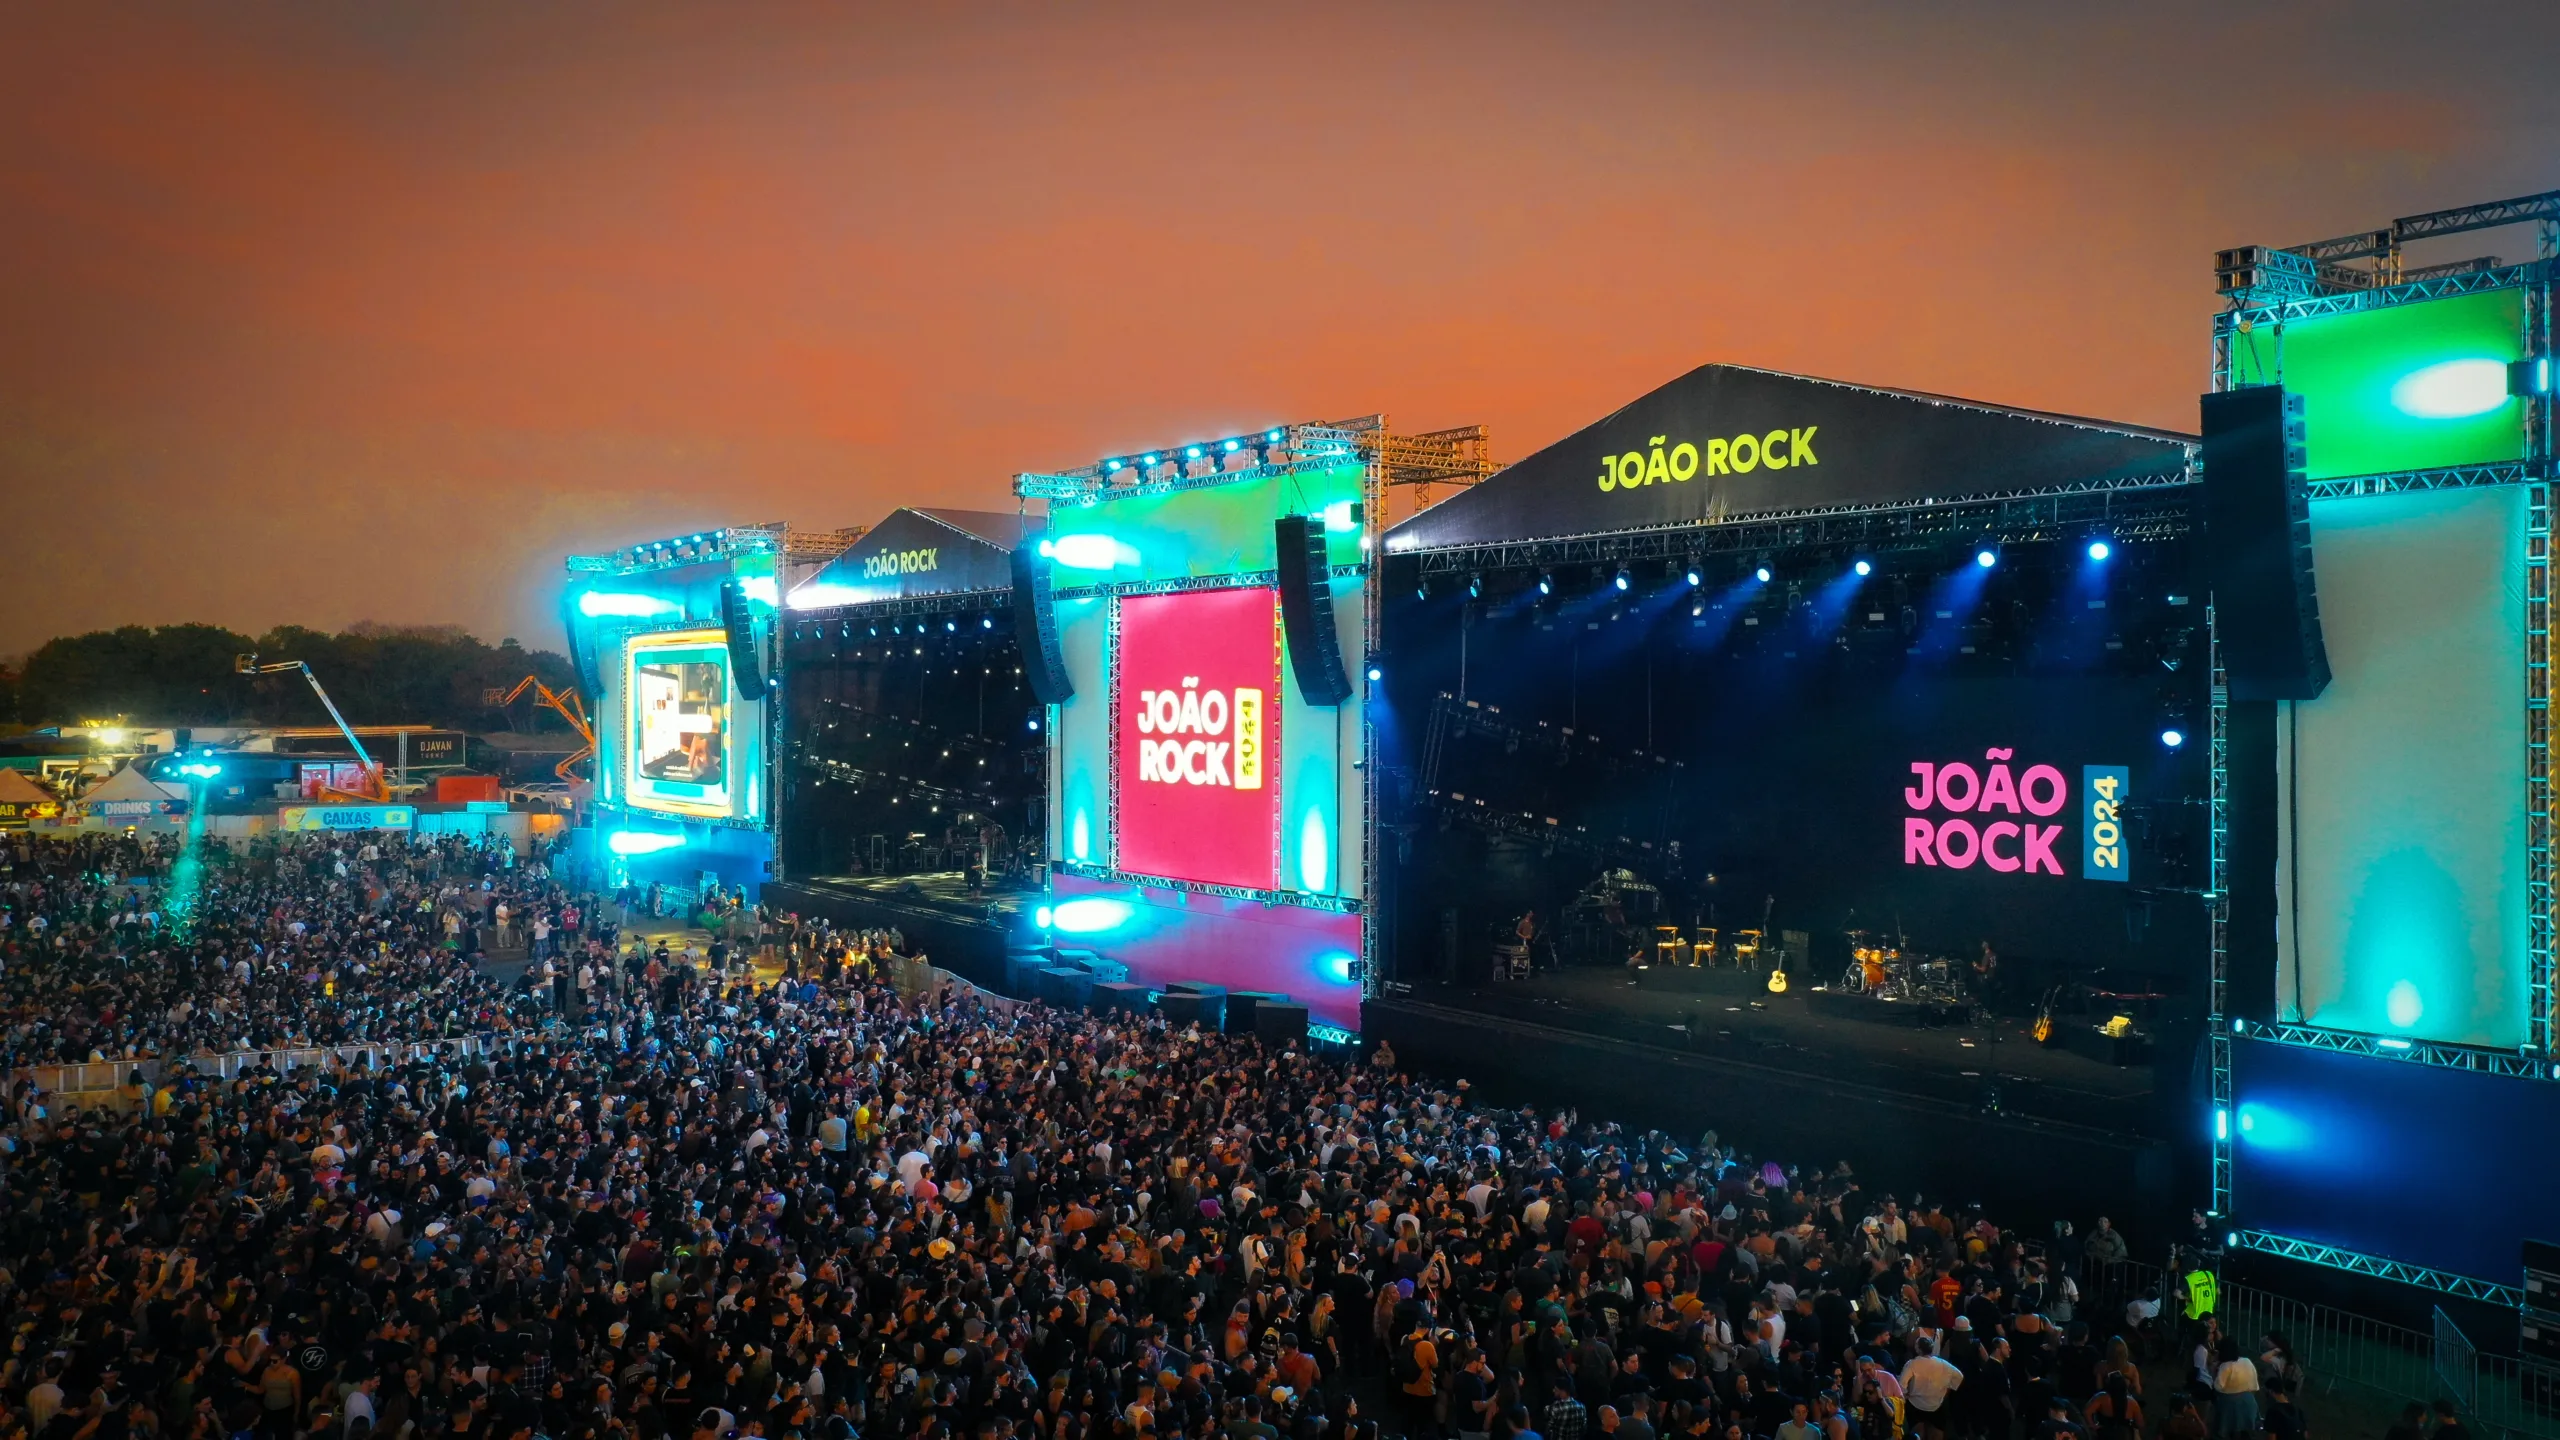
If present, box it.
[2,623,582,732]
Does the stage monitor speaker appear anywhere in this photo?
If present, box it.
[1254,1001,1310,1046]
[1011,547,1074,704]
[1091,980,1149,1016]
[1163,980,1228,998]
[1039,966,1093,1009]
[1159,990,1226,1029]
[720,581,766,695]
[1223,989,1289,1035]
[1002,952,1051,999]
[2202,387,2330,702]
[1274,515,1354,705]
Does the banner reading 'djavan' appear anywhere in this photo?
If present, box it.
[1115,588,1280,890]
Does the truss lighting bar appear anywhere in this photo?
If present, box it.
[1050,859,1363,915]
[2234,1019,2555,1079]
[1406,483,2196,574]
[2236,1231,2525,1306]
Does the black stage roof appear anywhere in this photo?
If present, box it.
[1387,364,2196,554]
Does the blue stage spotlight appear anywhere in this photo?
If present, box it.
[1975,548,1998,569]
[1265,428,1284,442]
[1853,559,1872,577]
[1685,562,1703,587]
[2161,727,2186,749]
[981,615,994,629]
[1754,565,1772,583]
[1537,571,1554,596]
[1141,452,1159,465]
[2087,538,2113,562]
[1365,662,1383,683]
[1467,572,1483,599]
[1613,566,1630,592]
[1222,438,1240,453]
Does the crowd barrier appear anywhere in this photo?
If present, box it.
[8,1035,507,1111]
[2216,1283,2560,1440]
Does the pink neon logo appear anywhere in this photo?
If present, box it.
[1902,750,2066,875]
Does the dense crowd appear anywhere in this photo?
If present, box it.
[0,829,2327,1440]
[0,832,598,1070]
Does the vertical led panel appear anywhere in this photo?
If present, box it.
[625,629,739,819]
[2275,484,2529,1048]
[1053,596,1109,866]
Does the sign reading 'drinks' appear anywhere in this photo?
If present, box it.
[1899,752,2132,882]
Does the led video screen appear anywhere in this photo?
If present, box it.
[1044,460,1365,588]
[1113,587,1282,890]
[627,631,736,819]
[2227,288,2527,480]
[2233,1037,2560,1285]
[2274,485,2529,1049]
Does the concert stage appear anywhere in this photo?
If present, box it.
[1405,965,2167,1134]
[763,870,1036,990]
[1364,992,2178,1243]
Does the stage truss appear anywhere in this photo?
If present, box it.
[1401,480,2197,577]
[2206,197,2558,1306]
[2235,1232,2525,1307]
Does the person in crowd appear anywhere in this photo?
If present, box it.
[0,828,2211,1440]
[2212,1336,2263,1436]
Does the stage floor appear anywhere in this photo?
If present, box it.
[783,870,1038,919]
[1405,964,2159,1134]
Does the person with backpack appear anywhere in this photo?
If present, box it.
[1399,1326,1443,1438]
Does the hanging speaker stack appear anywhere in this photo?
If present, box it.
[720,581,766,694]
[1274,514,1353,704]
[561,593,602,702]
[1012,547,1074,703]
[2202,386,2330,702]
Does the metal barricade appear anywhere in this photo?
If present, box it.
[2213,1283,2560,1440]
[2439,1307,2479,1414]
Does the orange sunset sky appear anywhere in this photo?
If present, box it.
[4,3,2556,654]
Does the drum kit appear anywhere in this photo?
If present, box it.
[1838,928,1970,1005]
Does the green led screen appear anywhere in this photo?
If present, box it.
[1045,460,1366,586]
[2227,288,2527,480]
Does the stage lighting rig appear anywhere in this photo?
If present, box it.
[1613,565,1631,592]
[1468,572,1483,599]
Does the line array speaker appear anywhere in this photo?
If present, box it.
[1011,547,1074,704]
[720,581,766,694]
[1274,514,1353,704]
[2202,387,2330,702]
[561,593,601,702]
